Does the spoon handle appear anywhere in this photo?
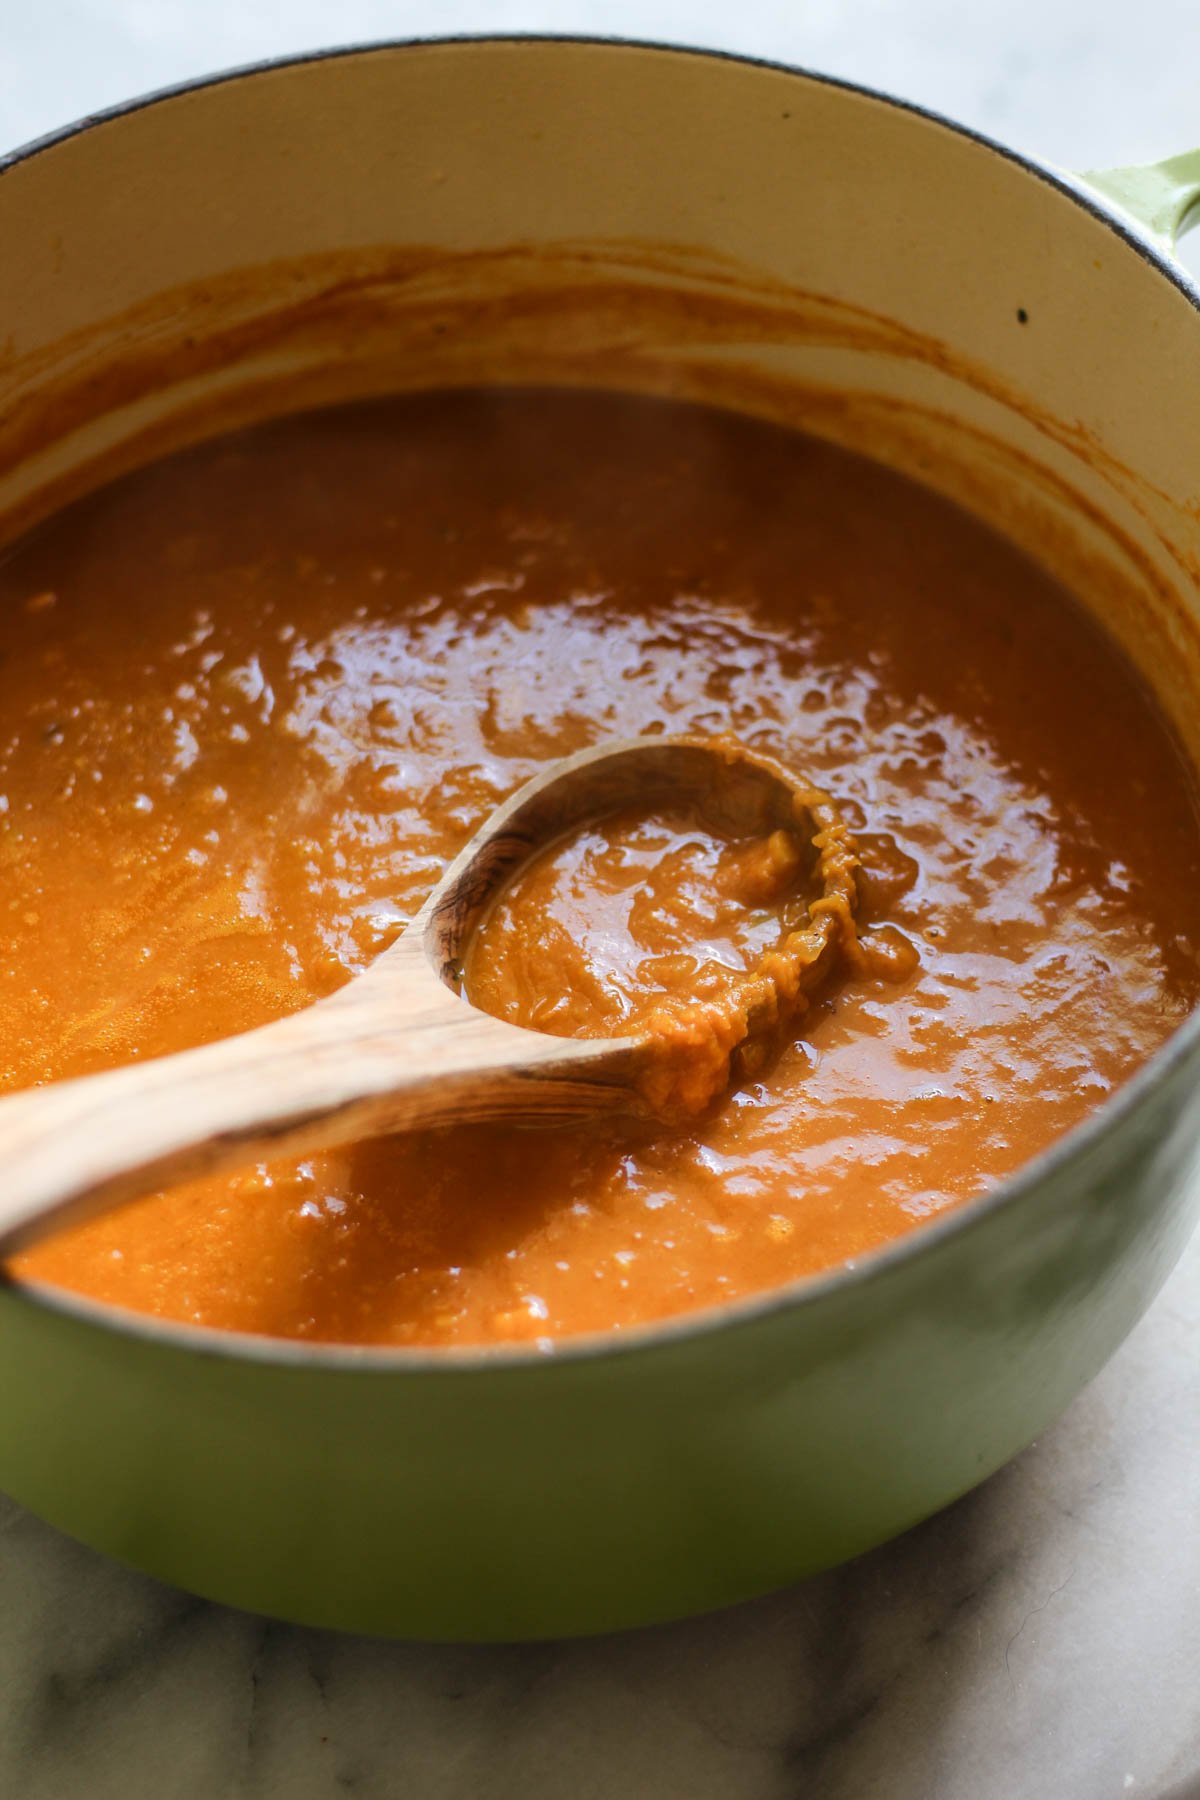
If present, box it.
[0,951,630,1259]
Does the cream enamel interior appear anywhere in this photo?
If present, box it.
[1,40,1199,777]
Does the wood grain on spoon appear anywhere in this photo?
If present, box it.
[0,736,860,1258]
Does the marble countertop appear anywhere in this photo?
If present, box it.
[2,5,1199,1797]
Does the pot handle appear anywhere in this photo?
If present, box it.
[1079,149,1200,249]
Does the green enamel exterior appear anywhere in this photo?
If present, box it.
[1,40,1199,1639]
[1083,149,1200,246]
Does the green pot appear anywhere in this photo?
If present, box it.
[0,37,1198,1640]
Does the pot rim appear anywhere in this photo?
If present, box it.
[2,31,1198,1377]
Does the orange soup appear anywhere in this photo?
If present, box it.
[5,389,1199,1346]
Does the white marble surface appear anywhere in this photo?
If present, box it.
[2,5,1200,1798]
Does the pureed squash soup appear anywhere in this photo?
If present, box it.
[4,388,1199,1347]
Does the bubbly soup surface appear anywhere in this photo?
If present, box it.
[5,390,1199,1346]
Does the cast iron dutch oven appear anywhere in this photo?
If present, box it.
[0,38,1197,1637]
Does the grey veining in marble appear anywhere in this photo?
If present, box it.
[2,4,1200,1798]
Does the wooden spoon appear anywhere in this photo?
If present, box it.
[0,735,857,1258]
